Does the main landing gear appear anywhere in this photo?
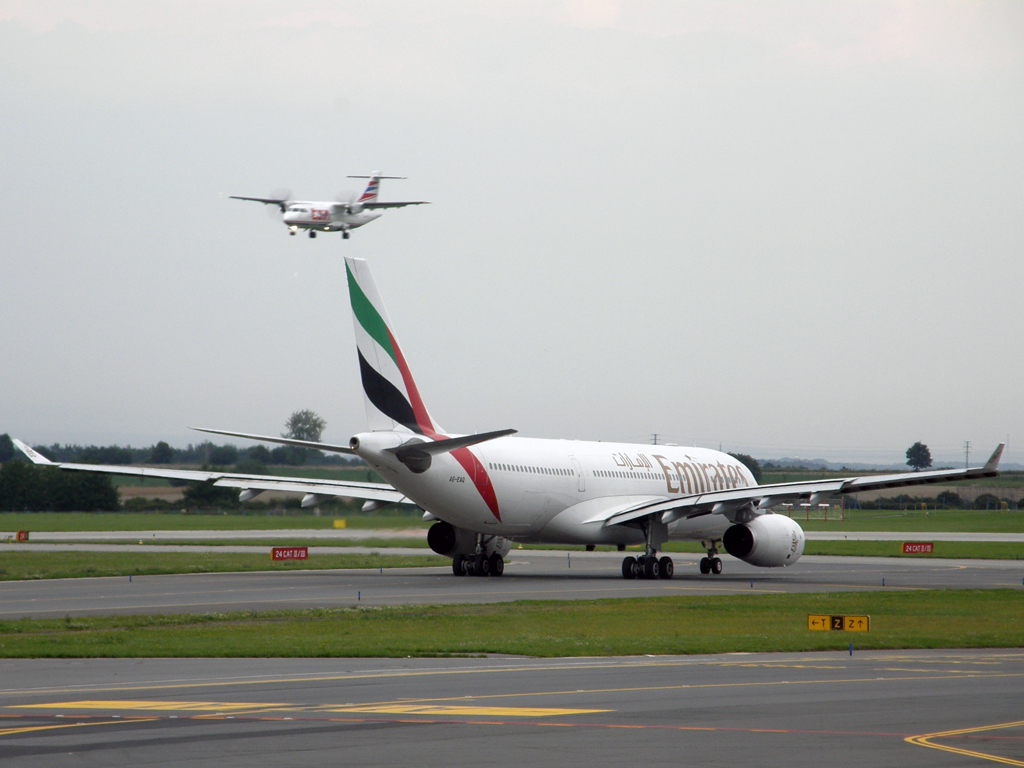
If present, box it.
[451,534,505,577]
[308,230,317,239]
[699,543,724,575]
[621,554,674,580]
[342,230,350,240]
[621,518,674,580]
[452,552,504,577]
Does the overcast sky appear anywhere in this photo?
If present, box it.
[2,1,1022,466]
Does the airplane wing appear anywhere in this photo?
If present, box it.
[583,443,1006,528]
[361,201,430,209]
[191,427,356,454]
[229,195,290,212]
[12,439,408,506]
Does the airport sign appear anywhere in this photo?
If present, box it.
[808,614,870,631]
[902,542,934,554]
[272,547,308,561]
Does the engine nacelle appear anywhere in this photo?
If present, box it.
[722,514,804,567]
[427,521,511,559]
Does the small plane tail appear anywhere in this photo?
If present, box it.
[344,257,444,437]
[357,171,381,205]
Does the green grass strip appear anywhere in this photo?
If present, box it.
[0,590,1021,658]
[802,541,1024,560]
[0,552,447,581]
[0,512,429,532]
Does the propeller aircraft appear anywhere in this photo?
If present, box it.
[231,172,428,239]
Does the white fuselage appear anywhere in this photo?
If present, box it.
[282,202,381,233]
[354,434,757,546]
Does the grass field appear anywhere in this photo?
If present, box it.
[790,509,1023,532]
[0,590,1019,658]
[0,551,447,581]
[0,512,430,532]
[4,508,1022,533]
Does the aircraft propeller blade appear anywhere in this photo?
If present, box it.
[336,189,360,214]
[267,188,292,219]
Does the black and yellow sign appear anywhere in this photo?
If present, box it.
[808,614,870,632]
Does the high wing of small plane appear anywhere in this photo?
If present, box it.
[15,258,1005,581]
[230,171,428,239]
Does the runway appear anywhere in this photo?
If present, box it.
[0,650,1021,767]
[1,552,1021,619]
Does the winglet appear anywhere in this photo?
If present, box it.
[12,439,53,465]
[983,443,1005,473]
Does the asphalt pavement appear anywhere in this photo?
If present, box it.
[1,551,1022,619]
[0,650,1021,767]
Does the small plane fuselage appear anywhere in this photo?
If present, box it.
[282,204,381,233]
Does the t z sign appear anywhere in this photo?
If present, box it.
[272,547,308,561]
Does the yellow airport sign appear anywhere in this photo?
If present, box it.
[843,615,870,632]
[808,614,870,632]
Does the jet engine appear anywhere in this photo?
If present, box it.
[722,514,805,567]
[427,520,510,558]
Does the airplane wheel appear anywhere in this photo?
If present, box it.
[342,231,350,240]
[289,231,296,236]
[658,557,674,579]
[452,554,466,576]
[711,557,723,575]
[622,556,637,579]
[643,557,660,580]
[309,231,317,238]
[474,553,490,577]
[489,554,504,577]
[699,557,711,574]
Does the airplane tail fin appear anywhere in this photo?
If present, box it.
[345,257,443,437]
[357,172,381,205]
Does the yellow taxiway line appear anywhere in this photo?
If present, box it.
[906,720,1024,766]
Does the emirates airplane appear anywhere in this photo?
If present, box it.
[15,258,1004,580]
[230,172,428,239]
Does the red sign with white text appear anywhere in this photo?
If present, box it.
[15,531,28,542]
[902,542,934,554]
[272,547,308,561]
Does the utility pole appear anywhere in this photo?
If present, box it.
[964,441,971,469]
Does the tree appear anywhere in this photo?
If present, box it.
[728,453,762,483]
[906,442,932,471]
[207,444,238,466]
[284,410,326,443]
[0,434,14,463]
[150,441,174,464]
[246,445,272,463]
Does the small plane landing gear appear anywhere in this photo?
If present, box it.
[309,230,317,239]
[699,543,723,575]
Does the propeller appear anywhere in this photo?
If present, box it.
[335,189,361,215]
[267,188,292,220]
